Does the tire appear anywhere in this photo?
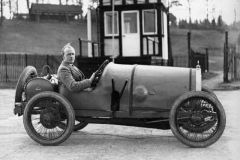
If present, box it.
[169,91,226,148]
[202,86,218,99]
[74,121,88,131]
[59,120,88,131]
[15,66,37,103]
[23,91,75,146]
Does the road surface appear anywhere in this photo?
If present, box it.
[0,89,239,160]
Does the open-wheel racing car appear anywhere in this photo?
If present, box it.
[14,60,226,147]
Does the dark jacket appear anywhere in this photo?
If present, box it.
[57,61,91,92]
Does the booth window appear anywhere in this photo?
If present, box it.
[126,0,134,4]
[123,12,138,34]
[142,9,157,34]
[104,11,119,36]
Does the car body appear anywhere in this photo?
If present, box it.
[59,62,200,118]
[14,60,226,147]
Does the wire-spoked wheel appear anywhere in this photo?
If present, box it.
[23,91,75,146]
[170,91,226,148]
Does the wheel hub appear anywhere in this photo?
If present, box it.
[180,111,217,133]
[191,112,203,126]
[40,108,60,129]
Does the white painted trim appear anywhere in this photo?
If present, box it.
[87,8,92,57]
[104,11,119,36]
[196,67,202,91]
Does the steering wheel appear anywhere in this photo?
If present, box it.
[41,65,52,80]
[91,60,109,87]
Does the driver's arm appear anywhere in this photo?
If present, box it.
[58,66,93,92]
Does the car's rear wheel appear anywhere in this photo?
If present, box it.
[15,66,37,103]
[23,91,75,146]
[74,120,88,131]
[170,91,226,148]
[202,86,218,99]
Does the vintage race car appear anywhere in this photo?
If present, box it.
[14,60,226,147]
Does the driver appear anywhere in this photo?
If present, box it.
[57,43,95,92]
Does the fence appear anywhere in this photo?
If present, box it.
[227,45,240,81]
[0,53,172,82]
[223,31,240,81]
[173,55,188,68]
[0,54,62,82]
[172,48,209,72]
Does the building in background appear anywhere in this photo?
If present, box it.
[29,3,83,22]
[95,0,172,65]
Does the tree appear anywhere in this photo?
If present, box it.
[8,0,11,19]
[169,0,182,8]
[76,0,81,5]
[169,13,177,27]
[238,34,240,46]
[192,19,199,29]
[211,18,216,28]
[59,0,62,5]
[217,15,223,27]
[205,0,209,21]
[179,19,188,29]
[1,0,3,26]
[16,0,18,17]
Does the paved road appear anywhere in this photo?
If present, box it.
[0,89,239,160]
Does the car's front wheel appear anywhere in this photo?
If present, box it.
[170,91,226,148]
[23,91,75,146]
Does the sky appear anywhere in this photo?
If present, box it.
[2,0,240,25]
[169,0,240,25]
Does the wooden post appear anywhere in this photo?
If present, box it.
[78,38,82,57]
[230,46,234,80]
[153,41,156,55]
[4,54,8,82]
[224,31,229,82]
[25,53,28,67]
[188,32,191,68]
[147,38,149,55]
[205,48,209,72]
[92,43,95,57]
[234,45,237,79]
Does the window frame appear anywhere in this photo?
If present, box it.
[142,9,157,35]
[104,11,119,36]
